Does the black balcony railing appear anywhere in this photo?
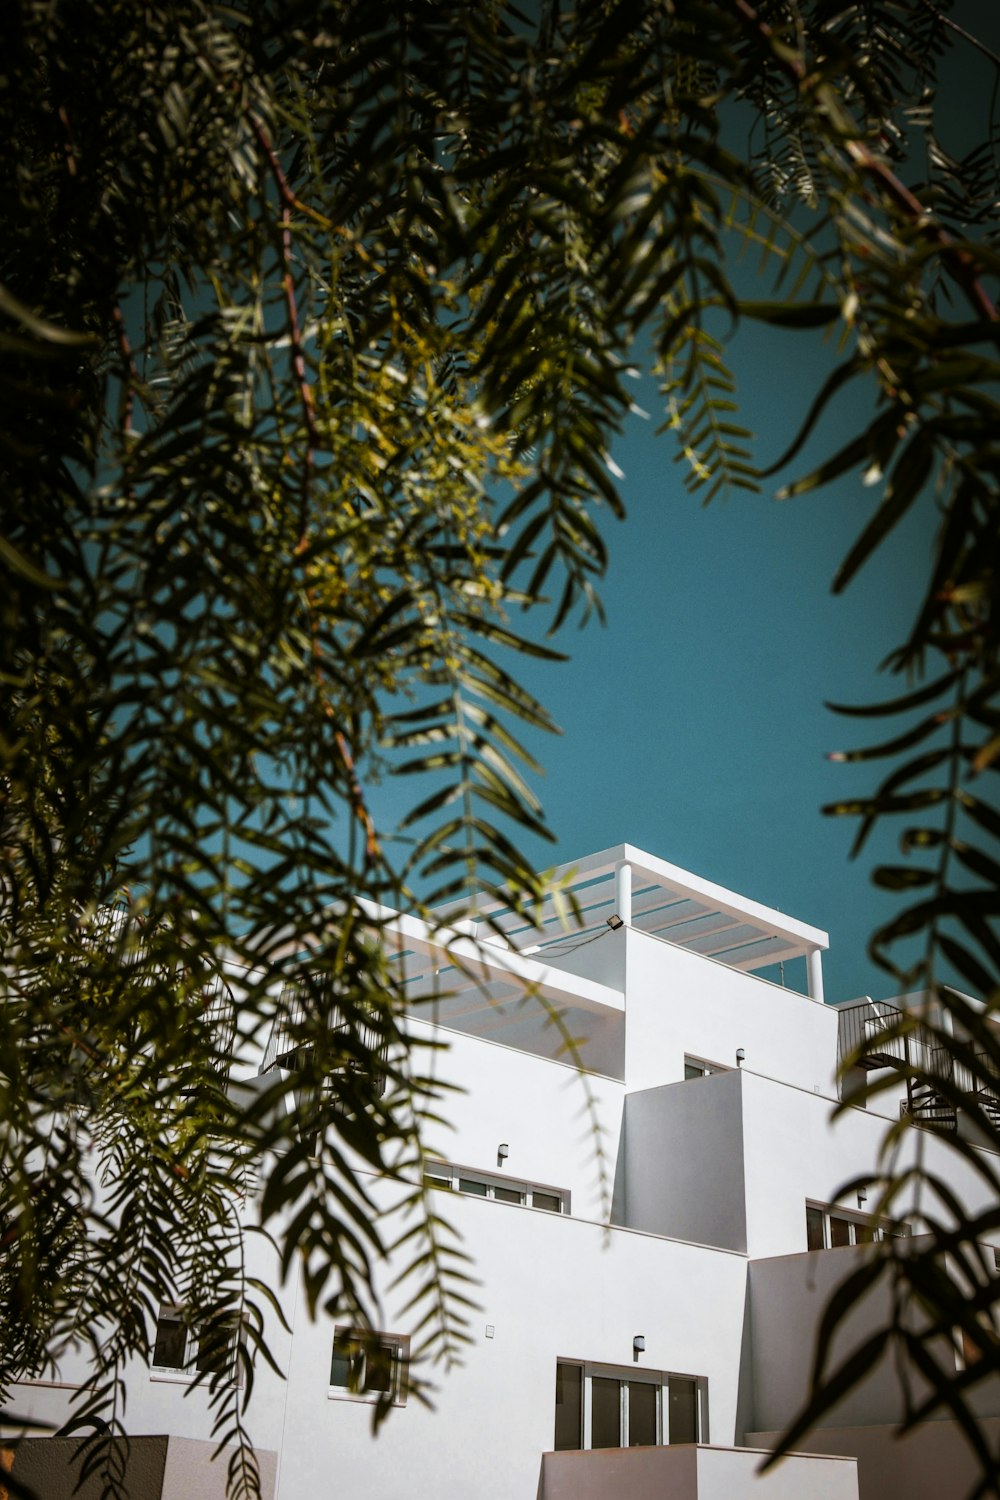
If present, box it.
[259,980,388,1098]
[80,906,236,1085]
[837,1000,1000,1133]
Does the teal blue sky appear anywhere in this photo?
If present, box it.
[366,5,999,1006]
[512,6,1000,1007]
[505,329,938,1008]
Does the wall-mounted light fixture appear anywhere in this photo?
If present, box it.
[497,1143,509,1167]
[633,1335,645,1362]
[736,1048,745,1066]
[607,914,624,931]
[857,1187,868,1207]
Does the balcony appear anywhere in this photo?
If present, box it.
[538,1444,858,1499]
[259,980,388,1098]
[836,999,1000,1132]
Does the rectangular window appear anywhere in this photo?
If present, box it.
[805,1200,907,1250]
[684,1056,727,1080]
[424,1161,569,1215]
[531,1191,562,1213]
[829,1214,852,1247]
[152,1307,188,1372]
[553,1361,706,1451]
[668,1377,699,1443]
[329,1327,408,1405]
[591,1375,621,1449]
[554,1362,583,1450]
[805,1206,825,1251]
[151,1305,243,1385]
[628,1380,658,1446]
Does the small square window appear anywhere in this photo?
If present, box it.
[459,1178,489,1197]
[329,1328,408,1405]
[150,1304,244,1385]
[532,1191,561,1213]
[493,1185,523,1205]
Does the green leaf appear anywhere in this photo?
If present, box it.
[833,429,936,594]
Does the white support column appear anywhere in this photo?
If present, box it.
[806,948,825,1002]
[615,861,632,927]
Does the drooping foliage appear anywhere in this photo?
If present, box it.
[1,1,999,1494]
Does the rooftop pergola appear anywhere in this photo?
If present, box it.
[373,844,829,1066]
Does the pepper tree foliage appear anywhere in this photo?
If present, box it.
[1,0,999,1493]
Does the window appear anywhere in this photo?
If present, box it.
[805,1201,907,1251]
[329,1328,408,1405]
[150,1305,244,1384]
[683,1056,726,1080]
[554,1361,706,1450]
[423,1161,569,1214]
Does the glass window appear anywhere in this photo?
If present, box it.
[591,1376,622,1448]
[152,1305,243,1385]
[805,1201,905,1250]
[152,1309,187,1371]
[554,1362,583,1450]
[423,1161,566,1213]
[806,1206,825,1251]
[669,1377,698,1443]
[532,1191,561,1213]
[195,1324,237,1379]
[364,1343,397,1394]
[830,1214,852,1247]
[553,1362,706,1452]
[628,1380,658,1446]
[330,1330,362,1391]
[684,1056,726,1079]
[329,1328,406,1404]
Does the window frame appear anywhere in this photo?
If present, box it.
[554,1359,708,1451]
[328,1326,409,1407]
[149,1304,245,1387]
[423,1160,570,1215]
[805,1200,908,1251]
[683,1056,728,1080]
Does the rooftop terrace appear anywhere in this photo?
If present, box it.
[370,845,829,1070]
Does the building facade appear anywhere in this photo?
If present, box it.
[6,843,999,1499]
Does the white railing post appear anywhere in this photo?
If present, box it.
[615,861,632,927]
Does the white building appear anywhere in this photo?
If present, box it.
[6,843,1000,1500]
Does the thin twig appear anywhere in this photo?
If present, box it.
[250,115,380,864]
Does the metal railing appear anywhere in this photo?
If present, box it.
[259,980,388,1097]
[839,999,1000,1122]
[79,906,237,1083]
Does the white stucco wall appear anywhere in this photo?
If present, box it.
[272,1195,749,1500]
[622,929,838,1095]
[739,1070,1000,1259]
[5,1199,293,1459]
[405,1017,625,1222]
[618,1071,747,1251]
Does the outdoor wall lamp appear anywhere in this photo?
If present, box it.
[497,1143,509,1166]
[607,914,624,930]
[736,1048,745,1066]
[857,1187,868,1207]
[633,1335,645,1362]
